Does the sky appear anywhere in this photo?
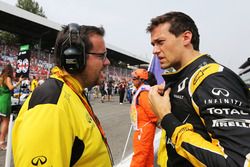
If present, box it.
[2,0,250,73]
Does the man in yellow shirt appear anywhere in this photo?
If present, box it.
[30,76,38,92]
[12,23,113,167]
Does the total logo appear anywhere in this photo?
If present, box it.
[212,88,229,97]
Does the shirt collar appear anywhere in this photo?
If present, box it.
[50,66,84,94]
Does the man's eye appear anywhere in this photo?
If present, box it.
[158,40,165,45]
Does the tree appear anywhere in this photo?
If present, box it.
[0,31,19,45]
[0,0,47,44]
[16,0,46,18]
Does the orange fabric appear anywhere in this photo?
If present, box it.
[131,124,156,167]
[137,91,158,126]
[132,69,148,80]
[130,91,157,167]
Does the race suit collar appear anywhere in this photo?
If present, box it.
[162,54,215,83]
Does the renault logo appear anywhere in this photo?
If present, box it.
[177,77,188,92]
[31,156,47,166]
[212,88,229,97]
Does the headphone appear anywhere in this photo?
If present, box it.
[60,23,86,74]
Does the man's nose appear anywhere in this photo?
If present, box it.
[104,57,110,66]
[153,45,160,55]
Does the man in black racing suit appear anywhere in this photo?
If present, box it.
[147,11,250,167]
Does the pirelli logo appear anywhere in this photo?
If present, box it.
[212,119,250,128]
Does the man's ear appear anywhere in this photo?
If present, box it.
[182,31,192,46]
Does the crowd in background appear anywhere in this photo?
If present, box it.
[0,44,53,79]
[0,44,137,105]
[0,43,138,152]
[85,78,134,104]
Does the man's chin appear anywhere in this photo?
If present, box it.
[160,64,167,69]
[99,71,106,82]
[96,80,102,85]
[160,63,171,69]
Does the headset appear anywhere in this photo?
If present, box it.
[60,23,86,74]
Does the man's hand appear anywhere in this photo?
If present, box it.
[148,84,171,120]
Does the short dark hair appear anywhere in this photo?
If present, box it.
[54,24,105,67]
[146,11,200,51]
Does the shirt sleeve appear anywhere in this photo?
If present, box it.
[161,71,250,167]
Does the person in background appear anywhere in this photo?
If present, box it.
[38,76,45,86]
[93,85,99,99]
[147,11,250,167]
[0,64,22,150]
[130,69,158,167]
[30,75,38,92]
[12,23,113,166]
[100,81,107,103]
[118,79,126,104]
[107,80,113,102]
[21,77,30,94]
[126,79,133,104]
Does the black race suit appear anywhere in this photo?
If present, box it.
[160,54,250,167]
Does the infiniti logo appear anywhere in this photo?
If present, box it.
[31,156,47,166]
[212,88,229,97]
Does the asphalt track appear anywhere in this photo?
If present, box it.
[0,95,160,166]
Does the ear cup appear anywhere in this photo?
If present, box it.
[60,23,86,74]
[61,45,85,73]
